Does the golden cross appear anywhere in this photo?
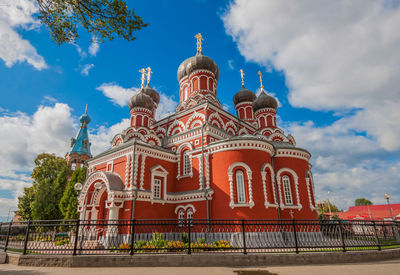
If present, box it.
[146,67,152,86]
[239,69,245,86]
[258,70,264,91]
[194,33,203,54]
[139,68,146,88]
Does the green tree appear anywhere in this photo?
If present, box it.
[17,153,71,220]
[317,200,340,215]
[36,0,148,45]
[60,167,87,220]
[355,198,373,206]
[17,186,35,220]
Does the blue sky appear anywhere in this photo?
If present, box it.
[1,0,400,220]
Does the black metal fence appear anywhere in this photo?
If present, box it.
[0,219,399,255]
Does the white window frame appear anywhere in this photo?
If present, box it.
[153,178,161,199]
[187,208,193,226]
[183,151,191,176]
[227,162,254,209]
[276,168,302,210]
[282,175,293,205]
[150,165,168,202]
[178,209,185,227]
[236,170,246,203]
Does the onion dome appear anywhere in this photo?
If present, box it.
[233,86,256,106]
[252,90,278,112]
[79,112,90,125]
[128,90,155,110]
[177,53,219,82]
[143,85,160,105]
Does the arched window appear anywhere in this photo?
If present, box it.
[236,170,246,203]
[71,162,76,171]
[183,150,191,176]
[187,208,193,225]
[184,87,188,101]
[282,175,293,205]
[178,209,185,226]
[153,178,161,199]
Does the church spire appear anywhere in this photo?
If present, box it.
[65,105,92,169]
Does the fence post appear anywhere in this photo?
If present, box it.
[372,221,381,251]
[130,219,135,256]
[4,222,12,252]
[241,219,247,254]
[73,219,80,256]
[292,219,299,254]
[338,220,346,252]
[187,219,191,255]
[22,220,31,255]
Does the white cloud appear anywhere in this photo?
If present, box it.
[97,83,138,107]
[0,102,135,220]
[80,63,94,76]
[223,0,400,151]
[0,0,47,70]
[223,0,400,209]
[227,59,234,70]
[89,119,130,155]
[96,83,178,120]
[88,37,99,56]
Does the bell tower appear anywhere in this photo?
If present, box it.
[65,105,92,170]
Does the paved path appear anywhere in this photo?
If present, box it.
[1,259,400,275]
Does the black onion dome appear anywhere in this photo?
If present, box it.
[233,86,256,106]
[143,85,160,105]
[128,90,155,110]
[252,90,278,112]
[177,53,219,82]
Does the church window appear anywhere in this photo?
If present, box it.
[153,179,161,199]
[283,175,293,205]
[187,208,193,225]
[183,150,191,175]
[184,87,188,101]
[71,162,76,171]
[178,209,185,226]
[236,170,246,203]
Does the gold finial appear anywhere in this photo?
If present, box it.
[194,33,203,54]
[84,104,88,114]
[239,68,245,86]
[139,68,146,88]
[146,67,152,86]
[258,70,264,91]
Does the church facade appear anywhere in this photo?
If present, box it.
[74,34,318,223]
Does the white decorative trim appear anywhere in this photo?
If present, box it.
[167,120,186,136]
[106,161,113,172]
[276,168,302,211]
[205,152,210,189]
[238,128,249,135]
[133,153,139,187]
[176,142,194,179]
[150,165,168,203]
[208,112,225,130]
[139,154,147,190]
[261,163,278,208]
[174,204,196,214]
[306,171,317,211]
[227,162,254,208]
[275,149,311,161]
[185,112,205,129]
[224,120,237,133]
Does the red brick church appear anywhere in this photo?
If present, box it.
[69,34,318,223]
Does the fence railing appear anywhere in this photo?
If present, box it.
[0,219,399,255]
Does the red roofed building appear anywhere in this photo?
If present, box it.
[75,34,318,225]
[337,204,400,221]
